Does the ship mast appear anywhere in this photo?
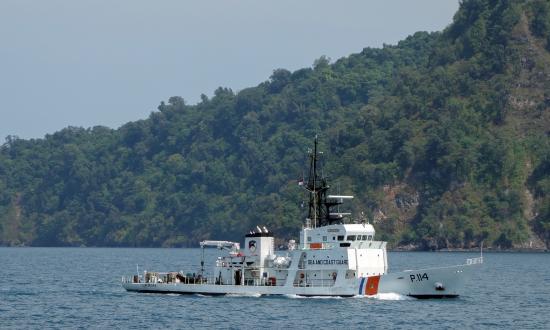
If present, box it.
[305,136,328,227]
[305,136,352,227]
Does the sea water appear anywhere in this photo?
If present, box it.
[1,248,549,329]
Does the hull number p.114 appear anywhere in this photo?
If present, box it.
[410,273,429,282]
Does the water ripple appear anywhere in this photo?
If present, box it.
[0,248,548,329]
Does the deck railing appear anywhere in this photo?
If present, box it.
[123,276,277,286]
[122,273,280,286]
[122,272,342,288]
[466,256,483,265]
[122,275,341,288]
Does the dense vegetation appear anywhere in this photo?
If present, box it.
[1,0,549,249]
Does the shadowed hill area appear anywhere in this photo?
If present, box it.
[1,0,549,249]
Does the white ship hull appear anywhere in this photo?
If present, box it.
[123,260,480,298]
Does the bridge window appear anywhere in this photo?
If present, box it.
[322,236,327,242]
[337,235,344,241]
[357,235,362,241]
[307,236,312,242]
[367,235,373,240]
[347,235,356,241]
[362,235,368,240]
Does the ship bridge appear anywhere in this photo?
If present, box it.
[300,223,382,250]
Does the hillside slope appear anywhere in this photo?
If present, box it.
[1,0,549,249]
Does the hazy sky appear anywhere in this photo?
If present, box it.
[0,0,459,139]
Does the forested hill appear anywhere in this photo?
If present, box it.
[1,0,549,249]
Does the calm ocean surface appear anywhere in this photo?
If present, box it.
[1,248,549,329]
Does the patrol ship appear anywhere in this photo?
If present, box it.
[122,138,483,298]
